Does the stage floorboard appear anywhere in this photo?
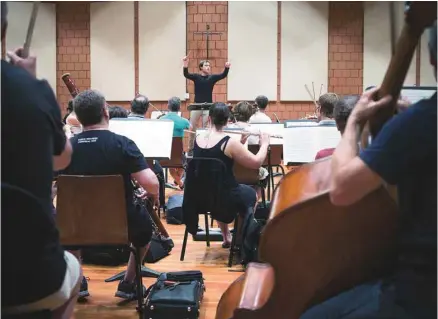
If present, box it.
[72,168,289,318]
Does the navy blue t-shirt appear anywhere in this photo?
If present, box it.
[359,93,437,307]
[2,60,67,306]
[62,130,148,217]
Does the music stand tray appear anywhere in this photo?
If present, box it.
[188,103,214,111]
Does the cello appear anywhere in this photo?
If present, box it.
[216,2,437,319]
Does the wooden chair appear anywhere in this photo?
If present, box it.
[55,175,144,314]
[180,157,239,267]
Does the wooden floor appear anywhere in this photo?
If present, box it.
[73,221,242,319]
[71,168,289,319]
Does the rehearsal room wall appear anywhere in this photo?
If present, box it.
[54,1,428,121]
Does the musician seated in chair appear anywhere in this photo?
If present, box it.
[249,95,272,123]
[108,105,128,119]
[316,92,338,125]
[193,102,269,248]
[227,101,269,200]
[159,96,191,189]
[301,22,437,319]
[61,89,159,301]
[126,94,166,207]
[315,94,359,160]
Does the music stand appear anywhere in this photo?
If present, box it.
[105,119,175,281]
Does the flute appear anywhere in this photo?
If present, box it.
[184,129,283,139]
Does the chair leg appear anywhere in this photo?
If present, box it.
[261,187,267,208]
[228,217,239,267]
[180,228,189,261]
[204,214,210,247]
[132,247,143,315]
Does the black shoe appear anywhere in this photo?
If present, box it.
[78,276,90,300]
[115,279,146,300]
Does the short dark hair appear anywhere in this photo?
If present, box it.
[67,100,74,113]
[131,95,149,115]
[233,101,254,122]
[209,102,230,128]
[255,95,268,110]
[73,90,106,126]
[318,93,339,118]
[334,95,359,134]
[199,60,210,70]
[108,105,128,119]
[168,96,181,112]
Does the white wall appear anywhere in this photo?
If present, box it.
[227,1,277,101]
[420,32,436,86]
[138,1,186,101]
[90,2,135,101]
[363,1,416,89]
[6,2,57,93]
[280,1,328,101]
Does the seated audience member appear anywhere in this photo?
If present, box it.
[159,96,191,189]
[108,105,128,119]
[316,92,338,124]
[315,95,359,160]
[2,2,80,317]
[249,95,272,123]
[227,101,269,195]
[128,95,149,119]
[61,90,159,300]
[193,102,269,248]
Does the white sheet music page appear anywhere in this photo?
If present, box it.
[284,120,318,128]
[283,125,341,164]
[109,119,174,159]
[248,123,284,145]
[400,88,436,104]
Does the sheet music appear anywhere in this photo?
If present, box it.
[283,125,341,164]
[248,123,284,145]
[109,119,174,159]
[400,88,436,104]
[284,120,318,128]
[150,111,182,119]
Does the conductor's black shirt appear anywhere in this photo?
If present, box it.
[183,67,229,103]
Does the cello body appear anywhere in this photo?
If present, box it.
[216,3,436,318]
[216,159,398,319]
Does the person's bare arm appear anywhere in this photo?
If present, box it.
[132,168,160,196]
[227,133,269,169]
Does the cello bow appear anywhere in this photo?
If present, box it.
[216,2,437,319]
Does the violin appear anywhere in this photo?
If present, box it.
[215,3,436,319]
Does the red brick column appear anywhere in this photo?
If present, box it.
[56,2,91,113]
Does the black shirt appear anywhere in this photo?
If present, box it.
[1,60,67,306]
[62,130,148,217]
[183,67,229,103]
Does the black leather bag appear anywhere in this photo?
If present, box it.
[143,271,205,318]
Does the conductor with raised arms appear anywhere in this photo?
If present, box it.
[183,55,230,154]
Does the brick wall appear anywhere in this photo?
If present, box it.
[56,1,366,120]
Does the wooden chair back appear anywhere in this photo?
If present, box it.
[56,175,129,246]
[160,137,184,167]
[248,144,282,166]
[234,163,259,185]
